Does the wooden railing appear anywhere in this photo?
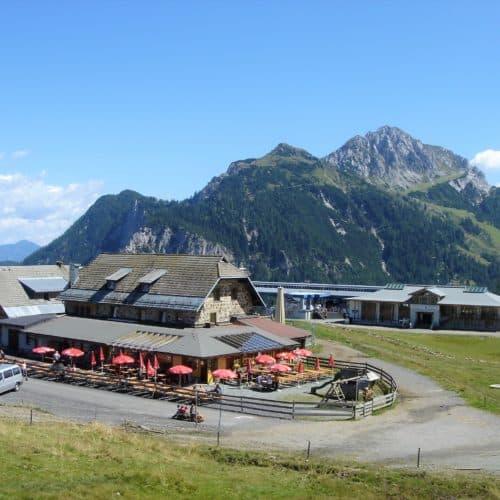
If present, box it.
[14,355,397,421]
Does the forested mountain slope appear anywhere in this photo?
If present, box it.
[25,127,500,292]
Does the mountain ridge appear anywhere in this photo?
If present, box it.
[24,126,500,292]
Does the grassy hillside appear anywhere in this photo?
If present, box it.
[0,417,498,499]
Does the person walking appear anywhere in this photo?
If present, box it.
[190,402,197,422]
[21,360,28,380]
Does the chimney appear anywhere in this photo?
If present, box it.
[69,263,81,287]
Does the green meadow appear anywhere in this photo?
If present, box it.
[0,417,498,499]
[296,322,500,414]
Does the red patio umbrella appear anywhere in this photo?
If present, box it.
[112,353,135,365]
[169,364,193,386]
[294,348,312,357]
[146,359,155,378]
[269,363,292,373]
[32,346,55,355]
[153,354,160,370]
[139,352,145,370]
[90,351,96,368]
[62,347,85,358]
[212,368,237,379]
[328,354,335,368]
[297,360,304,373]
[32,346,55,362]
[169,364,193,375]
[275,351,297,361]
[314,357,321,370]
[61,347,85,367]
[255,354,275,365]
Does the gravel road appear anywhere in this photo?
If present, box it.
[1,343,499,472]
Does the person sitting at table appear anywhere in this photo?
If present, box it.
[256,374,263,387]
[266,373,272,389]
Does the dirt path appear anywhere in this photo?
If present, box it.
[2,340,500,471]
[219,338,500,471]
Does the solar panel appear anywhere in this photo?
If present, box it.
[216,332,283,353]
[464,286,487,293]
[385,283,404,290]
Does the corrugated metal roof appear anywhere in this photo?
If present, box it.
[350,285,500,308]
[353,287,421,303]
[19,277,68,293]
[0,314,56,328]
[3,304,65,318]
[112,331,179,351]
[437,290,500,307]
[138,269,166,284]
[23,316,297,358]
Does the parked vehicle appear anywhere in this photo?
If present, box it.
[0,363,24,394]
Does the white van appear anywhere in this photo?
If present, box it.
[0,363,24,394]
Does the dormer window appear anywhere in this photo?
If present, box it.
[105,268,132,290]
[213,288,220,301]
[137,269,166,292]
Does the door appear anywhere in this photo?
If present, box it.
[417,312,433,328]
[8,329,19,353]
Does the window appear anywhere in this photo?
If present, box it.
[26,335,35,346]
[12,367,21,375]
[231,288,238,300]
[213,289,220,301]
[4,369,13,378]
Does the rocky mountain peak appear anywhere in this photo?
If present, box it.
[323,126,475,190]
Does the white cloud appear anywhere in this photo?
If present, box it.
[11,149,30,159]
[0,172,102,245]
[471,149,500,170]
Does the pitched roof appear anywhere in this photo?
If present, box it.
[349,285,500,307]
[237,317,312,340]
[0,264,69,312]
[67,253,248,298]
[23,316,297,358]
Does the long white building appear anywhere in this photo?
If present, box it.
[346,284,500,331]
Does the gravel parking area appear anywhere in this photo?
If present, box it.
[1,338,499,472]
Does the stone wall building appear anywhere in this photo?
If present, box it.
[59,253,265,327]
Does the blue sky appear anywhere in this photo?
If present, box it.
[0,1,499,244]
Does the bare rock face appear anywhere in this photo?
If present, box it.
[323,126,472,190]
[124,226,235,261]
[449,167,491,201]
